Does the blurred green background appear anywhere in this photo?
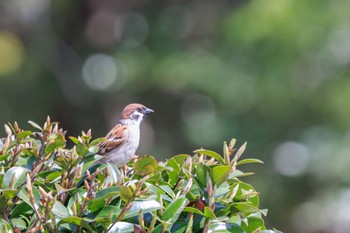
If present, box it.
[1,0,350,232]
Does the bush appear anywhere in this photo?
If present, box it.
[0,117,281,233]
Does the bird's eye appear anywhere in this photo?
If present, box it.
[137,107,142,112]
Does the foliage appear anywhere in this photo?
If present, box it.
[0,118,280,233]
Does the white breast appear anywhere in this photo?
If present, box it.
[105,120,140,167]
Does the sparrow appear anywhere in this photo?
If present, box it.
[95,103,154,167]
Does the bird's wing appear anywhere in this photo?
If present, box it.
[98,123,129,154]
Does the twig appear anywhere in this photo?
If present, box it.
[106,202,132,233]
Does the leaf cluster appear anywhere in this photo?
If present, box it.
[0,118,281,233]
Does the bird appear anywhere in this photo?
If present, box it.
[94,103,154,167]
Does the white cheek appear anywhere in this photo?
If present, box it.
[131,112,144,123]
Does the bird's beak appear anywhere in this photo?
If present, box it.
[143,108,154,115]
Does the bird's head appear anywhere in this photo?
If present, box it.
[120,103,154,124]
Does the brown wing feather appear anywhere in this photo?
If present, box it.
[98,123,128,154]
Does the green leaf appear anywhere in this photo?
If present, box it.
[211,165,232,187]
[170,221,188,233]
[134,155,158,175]
[208,221,244,233]
[88,145,99,154]
[159,185,175,199]
[161,197,189,223]
[120,186,133,203]
[237,158,264,166]
[204,207,216,219]
[69,136,80,145]
[241,216,266,232]
[0,219,13,233]
[52,201,70,218]
[0,154,10,162]
[195,163,209,189]
[45,134,65,154]
[76,143,89,156]
[17,186,40,210]
[90,137,107,146]
[3,167,29,189]
[58,217,93,232]
[0,189,17,198]
[94,205,121,223]
[171,154,190,164]
[89,187,120,211]
[17,131,32,140]
[236,182,259,207]
[106,163,121,184]
[260,230,283,233]
[183,207,205,216]
[28,120,42,130]
[194,149,226,164]
[11,218,26,230]
[108,222,134,233]
[231,202,261,216]
[10,202,31,218]
[46,171,62,182]
[124,199,162,219]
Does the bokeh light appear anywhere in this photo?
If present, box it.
[114,12,149,47]
[273,141,310,177]
[82,54,126,91]
[180,94,216,129]
[0,31,24,76]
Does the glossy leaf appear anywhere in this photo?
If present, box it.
[17,131,32,140]
[159,185,175,199]
[231,202,261,216]
[212,165,232,187]
[3,167,28,189]
[236,182,259,207]
[204,206,216,219]
[260,230,283,233]
[90,137,107,146]
[69,136,80,145]
[208,221,244,233]
[123,199,162,219]
[237,158,264,166]
[161,197,189,223]
[11,218,26,230]
[120,186,133,203]
[0,219,13,233]
[134,155,158,175]
[195,163,209,189]
[194,149,226,164]
[183,207,205,216]
[241,216,266,232]
[108,222,135,233]
[0,189,17,198]
[89,186,120,211]
[45,134,65,154]
[58,217,93,232]
[17,186,40,210]
[28,121,42,130]
[107,163,121,184]
[52,201,70,218]
[94,205,121,223]
[171,154,190,164]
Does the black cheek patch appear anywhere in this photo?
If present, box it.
[131,114,140,121]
